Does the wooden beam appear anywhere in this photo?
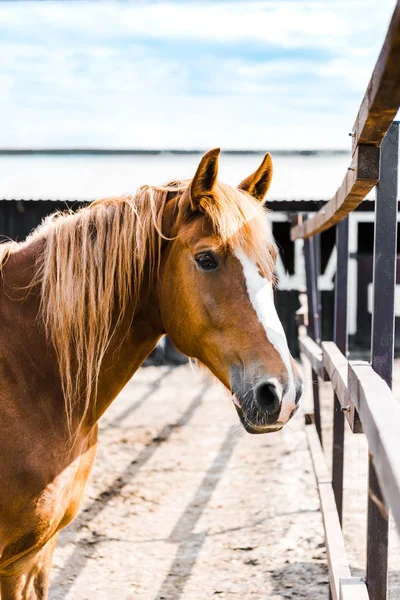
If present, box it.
[299,336,329,381]
[290,145,379,240]
[322,342,363,433]
[322,342,347,405]
[352,0,400,151]
[348,361,400,535]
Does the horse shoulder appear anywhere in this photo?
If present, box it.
[0,428,98,571]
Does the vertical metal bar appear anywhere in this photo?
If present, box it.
[348,215,359,339]
[315,233,322,318]
[332,216,349,525]
[304,230,322,444]
[304,238,314,337]
[334,218,349,356]
[366,121,399,600]
[370,123,398,384]
[304,234,321,343]
[312,235,323,445]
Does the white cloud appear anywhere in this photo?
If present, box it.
[0,0,397,149]
[0,1,392,48]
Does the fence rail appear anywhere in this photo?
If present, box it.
[291,0,400,241]
[294,2,400,598]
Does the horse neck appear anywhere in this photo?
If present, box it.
[85,246,165,423]
[94,297,163,423]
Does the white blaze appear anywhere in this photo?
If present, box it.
[234,249,296,422]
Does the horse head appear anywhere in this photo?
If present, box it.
[159,149,303,433]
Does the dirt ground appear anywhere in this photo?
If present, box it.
[48,362,400,599]
[49,364,327,600]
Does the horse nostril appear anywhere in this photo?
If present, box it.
[254,382,281,416]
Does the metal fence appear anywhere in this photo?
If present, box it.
[291,3,400,599]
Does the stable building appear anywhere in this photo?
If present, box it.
[0,150,399,356]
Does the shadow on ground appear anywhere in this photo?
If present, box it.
[50,379,210,599]
[270,560,329,599]
[154,425,241,600]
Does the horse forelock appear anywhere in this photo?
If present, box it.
[165,179,276,281]
[196,182,277,282]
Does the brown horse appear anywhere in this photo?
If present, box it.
[0,149,302,598]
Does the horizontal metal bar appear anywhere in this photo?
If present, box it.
[291,145,380,240]
[322,342,363,433]
[305,424,365,600]
[299,336,329,380]
[352,1,400,150]
[348,361,400,535]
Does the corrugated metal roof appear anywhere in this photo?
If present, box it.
[1,152,376,203]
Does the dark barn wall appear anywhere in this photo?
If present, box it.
[0,200,87,242]
[274,290,301,357]
[269,220,301,357]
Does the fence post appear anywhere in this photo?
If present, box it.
[331,217,349,525]
[366,121,399,600]
[304,230,323,444]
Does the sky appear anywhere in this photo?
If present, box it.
[0,0,398,150]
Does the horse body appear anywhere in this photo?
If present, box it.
[0,239,160,596]
[0,242,70,590]
[0,150,302,598]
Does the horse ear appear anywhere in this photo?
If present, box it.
[238,152,273,203]
[190,148,220,210]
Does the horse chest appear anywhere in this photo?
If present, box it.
[0,431,98,569]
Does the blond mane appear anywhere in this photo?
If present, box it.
[0,245,10,270]
[13,180,275,435]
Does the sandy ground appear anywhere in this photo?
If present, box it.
[49,365,328,600]
[48,361,400,599]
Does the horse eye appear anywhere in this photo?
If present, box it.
[195,251,218,271]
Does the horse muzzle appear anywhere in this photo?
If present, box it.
[231,371,302,434]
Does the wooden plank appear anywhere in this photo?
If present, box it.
[291,145,379,240]
[306,424,354,600]
[339,577,369,600]
[299,335,329,380]
[348,362,400,536]
[322,342,347,410]
[352,0,400,151]
[322,342,363,433]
